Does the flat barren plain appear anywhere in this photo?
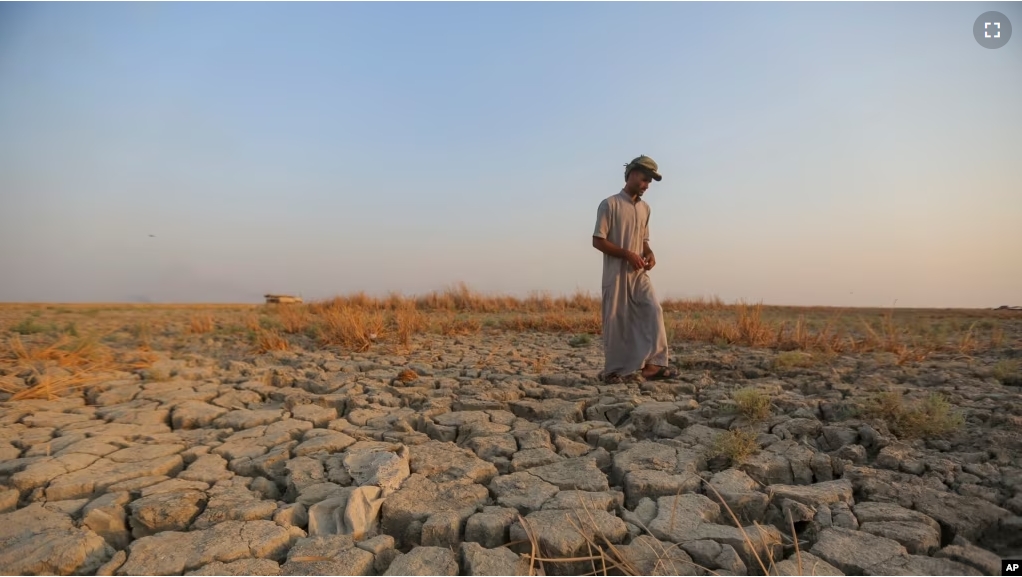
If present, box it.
[1,286,1020,576]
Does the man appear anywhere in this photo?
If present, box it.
[592,155,676,383]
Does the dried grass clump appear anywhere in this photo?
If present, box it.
[276,304,311,335]
[318,306,386,352]
[0,333,155,401]
[732,387,772,423]
[187,314,215,334]
[708,429,760,466]
[254,329,290,353]
[862,391,964,439]
[393,305,428,348]
[992,359,1021,386]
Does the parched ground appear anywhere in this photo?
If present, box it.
[0,302,1020,576]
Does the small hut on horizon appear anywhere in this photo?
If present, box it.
[264,294,303,304]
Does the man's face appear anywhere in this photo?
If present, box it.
[626,169,653,196]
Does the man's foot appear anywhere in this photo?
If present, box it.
[641,365,678,381]
[601,372,643,384]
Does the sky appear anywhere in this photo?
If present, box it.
[1,2,1020,308]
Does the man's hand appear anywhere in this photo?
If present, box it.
[643,252,656,270]
[623,251,646,271]
[594,237,650,272]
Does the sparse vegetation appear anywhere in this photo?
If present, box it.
[862,391,965,439]
[187,314,215,334]
[254,329,290,353]
[393,305,428,348]
[569,333,593,347]
[12,318,49,335]
[732,387,772,422]
[0,332,155,400]
[434,314,481,337]
[130,321,153,350]
[243,312,262,332]
[318,306,386,352]
[709,429,760,466]
[0,293,1016,573]
[276,304,311,334]
[1,287,1019,361]
[992,359,1021,386]
[771,350,816,371]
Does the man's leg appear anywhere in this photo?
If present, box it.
[600,275,645,381]
[637,278,673,379]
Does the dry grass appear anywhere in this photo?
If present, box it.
[3,285,1019,360]
[509,474,791,576]
[992,359,1021,386]
[243,312,262,332]
[771,351,817,371]
[254,329,290,353]
[498,312,601,334]
[318,306,386,352]
[11,317,50,335]
[434,314,482,337]
[861,392,965,439]
[187,314,215,334]
[664,301,1016,362]
[569,334,594,348]
[130,321,153,351]
[393,305,428,348]
[0,333,155,400]
[732,387,772,423]
[709,428,761,466]
[275,304,311,335]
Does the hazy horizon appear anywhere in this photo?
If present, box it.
[2,2,1020,309]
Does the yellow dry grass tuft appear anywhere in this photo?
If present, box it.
[5,333,112,369]
[131,321,154,351]
[257,284,1021,359]
[393,305,428,348]
[243,312,262,332]
[254,329,290,353]
[276,304,311,335]
[435,314,482,337]
[318,306,386,352]
[0,333,155,401]
[187,314,215,334]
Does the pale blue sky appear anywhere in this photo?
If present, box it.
[1,2,1019,308]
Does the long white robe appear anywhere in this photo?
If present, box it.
[593,189,670,377]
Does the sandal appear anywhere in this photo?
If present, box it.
[643,366,679,381]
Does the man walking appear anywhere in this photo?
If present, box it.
[592,155,676,383]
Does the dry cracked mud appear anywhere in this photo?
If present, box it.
[2,307,1021,576]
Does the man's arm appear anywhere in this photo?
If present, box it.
[594,236,646,270]
[642,206,655,269]
[593,236,628,259]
